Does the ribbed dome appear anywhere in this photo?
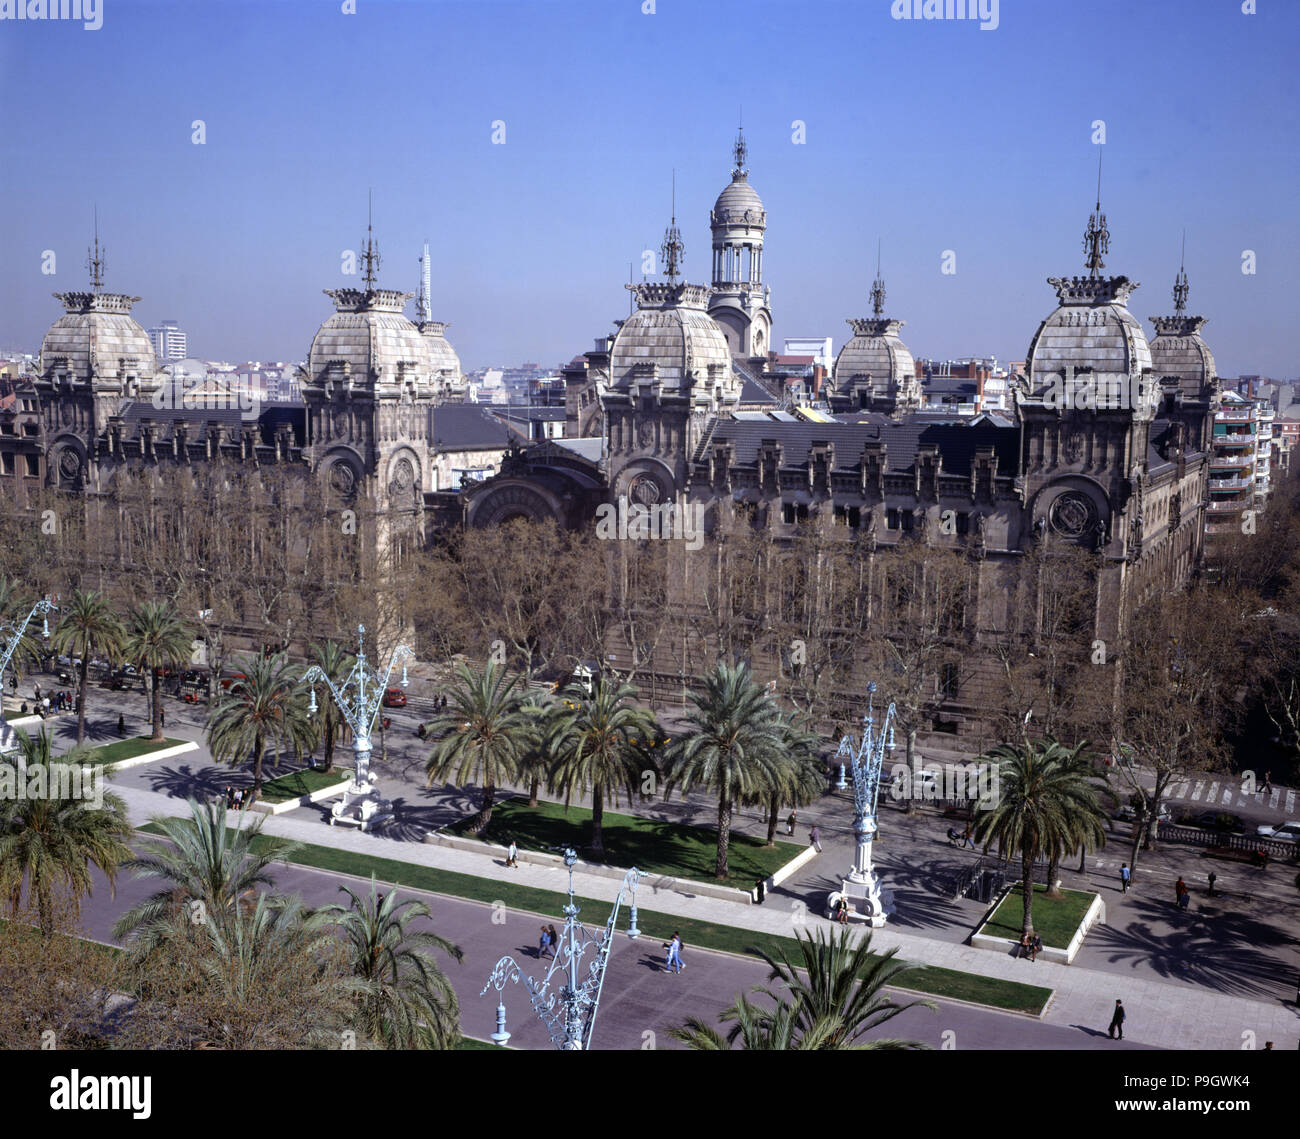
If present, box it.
[39,292,158,391]
[306,288,438,394]
[1026,277,1154,397]
[1149,315,1216,389]
[711,175,765,228]
[610,282,736,400]
[833,317,915,396]
[419,320,462,379]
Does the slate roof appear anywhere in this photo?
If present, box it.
[706,416,1021,477]
[429,404,512,451]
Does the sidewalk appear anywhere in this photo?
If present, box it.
[114,782,1300,1051]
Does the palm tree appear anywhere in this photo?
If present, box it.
[0,728,133,939]
[207,652,315,799]
[112,795,299,949]
[129,891,356,1050]
[305,639,355,773]
[125,601,193,741]
[322,876,463,1049]
[424,661,535,835]
[50,589,126,746]
[754,714,823,847]
[973,737,1098,935]
[1039,741,1108,896]
[545,677,659,860]
[664,660,786,879]
[672,928,933,1050]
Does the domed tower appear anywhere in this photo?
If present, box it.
[1018,181,1159,597]
[35,227,161,490]
[708,128,771,362]
[829,252,920,415]
[603,205,740,504]
[1148,245,1217,453]
[300,215,434,526]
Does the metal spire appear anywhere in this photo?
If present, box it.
[1172,229,1189,313]
[660,170,684,283]
[361,190,381,291]
[733,112,747,177]
[417,239,431,323]
[1083,151,1109,278]
[869,238,886,317]
[87,207,105,291]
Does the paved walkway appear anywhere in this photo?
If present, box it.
[114,782,1300,1050]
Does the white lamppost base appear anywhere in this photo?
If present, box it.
[835,873,894,927]
[328,774,392,832]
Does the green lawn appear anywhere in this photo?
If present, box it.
[984,884,1097,949]
[3,710,32,722]
[448,798,799,887]
[139,821,1052,1016]
[260,768,349,804]
[78,736,187,766]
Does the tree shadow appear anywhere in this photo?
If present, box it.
[1086,894,1297,998]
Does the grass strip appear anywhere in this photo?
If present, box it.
[983,884,1096,949]
[78,736,187,767]
[259,768,349,804]
[138,821,1052,1016]
[448,798,799,887]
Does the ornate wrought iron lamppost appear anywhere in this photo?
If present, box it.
[829,681,897,927]
[481,849,643,1050]
[0,598,55,754]
[303,623,412,831]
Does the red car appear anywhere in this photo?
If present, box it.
[382,688,407,708]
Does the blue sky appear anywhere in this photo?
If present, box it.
[0,0,1296,376]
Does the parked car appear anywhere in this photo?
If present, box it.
[182,669,208,686]
[219,671,247,690]
[1181,809,1246,834]
[1255,820,1300,844]
[382,688,407,708]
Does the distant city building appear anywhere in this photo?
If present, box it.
[148,319,188,361]
[784,337,833,371]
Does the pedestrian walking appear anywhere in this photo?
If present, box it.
[1207,871,1217,897]
[547,924,559,956]
[809,824,822,854]
[505,840,518,868]
[1262,771,1272,796]
[160,707,165,728]
[785,810,797,836]
[117,712,126,737]
[963,824,976,850]
[1175,876,1186,904]
[663,932,684,974]
[539,925,552,958]
[1108,999,1125,1040]
[1119,863,1131,893]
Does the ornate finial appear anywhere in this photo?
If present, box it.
[732,119,747,178]
[1083,152,1109,277]
[361,190,381,291]
[869,238,885,317]
[1172,229,1188,313]
[417,239,431,323]
[87,207,106,291]
[660,171,684,283]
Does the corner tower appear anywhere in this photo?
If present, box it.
[708,127,772,362]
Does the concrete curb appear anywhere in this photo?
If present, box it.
[252,778,352,816]
[92,740,199,772]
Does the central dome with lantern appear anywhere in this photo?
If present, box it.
[609,205,739,411]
